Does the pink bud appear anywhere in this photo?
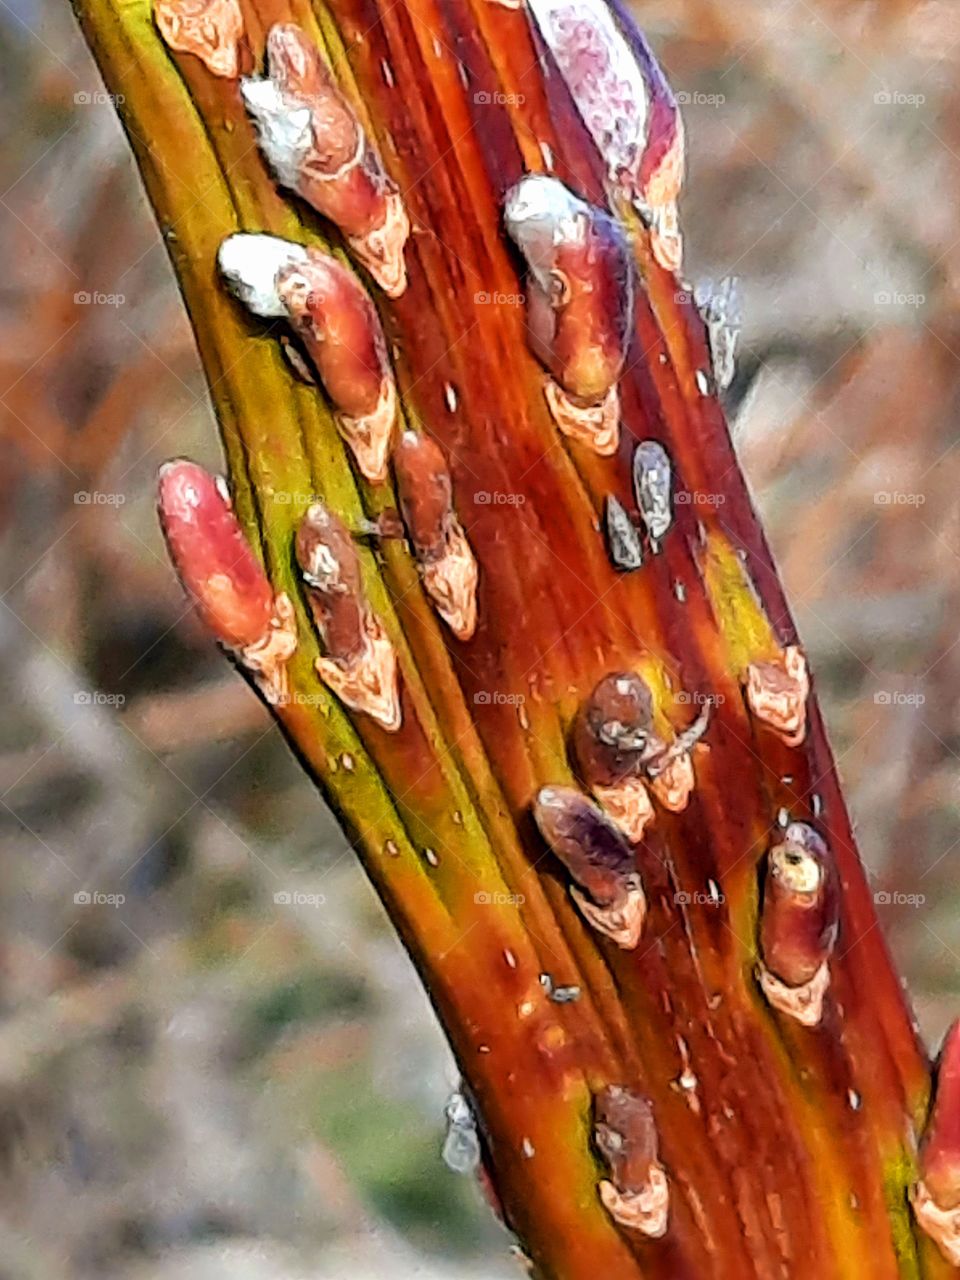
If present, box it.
[746,645,810,747]
[154,0,244,78]
[921,1023,960,1210]
[594,1085,669,1237]
[526,0,685,271]
[760,823,838,989]
[277,250,396,481]
[296,504,402,731]
[504,176,632,454]
[158,459,274,650]
[242,23,409,295]
[912,1023,960,1264]
[217,237,396,482]
[393,432,478,641]
[756,823,837,1027]
[157,460,297,705]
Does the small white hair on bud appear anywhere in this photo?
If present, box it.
[240,77,313,190]
[217,233,309,318]
[503,174,587,290]
[527,0,648,180]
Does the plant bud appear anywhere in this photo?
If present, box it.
[296,504,401,731]
[594,1085,669,1237]
[504,175,633,455]
[278,252,396,481]
[526,0,684,270]
[573,673,658,840]
[632,441,672,548]
[912,1023,960,1264]
[604,496,643,571]
[157,459,297,704]
[154,0,244,78]
[218,233,309,318]
[533,785,645,947]
[219,236,397,482]
[746,645,809,747]
[242,23,409,295]
[647,752,695,813]
[393,432,478,641]
[757,823,836,1027]
[920,1023,960,1209]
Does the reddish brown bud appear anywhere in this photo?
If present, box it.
[393,432,478,641]
[533,786,645,947]
[296,504,401,731]
[575,671,654,785]
[594,1086,668,1237]
[219,235,397,483]
[746,644,809,747]
[912,1023,960,1263]
[921,1023,960,1208]
[242,24,409,295]
[154,0,243,78]
[504,176,632,454]
[157,460,297,704]
[758,823,837,1026]
[277,251,396,481]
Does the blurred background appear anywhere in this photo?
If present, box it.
[2,0,960,1275]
